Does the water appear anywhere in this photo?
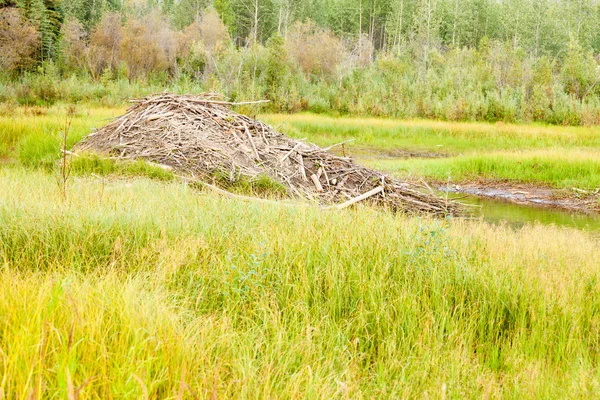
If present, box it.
[451,193,600,232]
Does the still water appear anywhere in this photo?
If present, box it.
[452,193,600,232]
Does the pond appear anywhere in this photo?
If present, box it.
[450,193,600,232]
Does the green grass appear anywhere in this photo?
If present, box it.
[0,105,124,167]
[364,149,600,189]
[1,167,600,397]
[70,153,175,181]
[261,113,600,153]
[261,113,600,189]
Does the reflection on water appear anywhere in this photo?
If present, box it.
[448,193,600,232]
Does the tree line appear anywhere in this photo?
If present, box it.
[2,0,600,125]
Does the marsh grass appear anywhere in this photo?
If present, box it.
[261,113,600,153]
[1,168,600,397]
[365,149,600,189]
[0,106,123,167]
[70,153,175,181]
[262,113,600,189]
[210,169,289,198]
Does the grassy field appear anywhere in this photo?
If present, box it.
[0,105,124,166]
[1,167,600,397]
[2,105,600,396]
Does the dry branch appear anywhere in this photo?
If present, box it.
[333,186,384,210]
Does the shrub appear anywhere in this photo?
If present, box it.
[88,12,123,79]
[286,20,346,78]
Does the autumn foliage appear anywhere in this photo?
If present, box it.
[286,21,346,77]
[0,8,40,73]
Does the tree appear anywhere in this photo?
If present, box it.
[121,11,176,80]
[561,36,598,99]
[59,18,87,72]
[265,34,290,102]
[170,0,209,29]
[286,20,346,77]
[228,0,276,44]
[61,0,121,29]
[386,0,415,52]
[412,0,440,72]
[88,12,123,78]
[12,0,63,61]
[177,7,229,75]
[0,7,40,72]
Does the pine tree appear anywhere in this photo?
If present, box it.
[14,0,63,62]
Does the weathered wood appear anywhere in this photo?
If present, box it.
[334,186,384,210]
[311,174,324,192]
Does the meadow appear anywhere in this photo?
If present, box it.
[2,105,600,397]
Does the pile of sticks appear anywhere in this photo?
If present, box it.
[76,94,459,215]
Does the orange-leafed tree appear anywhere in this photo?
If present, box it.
[286,20,345,78]
[121,12,177,81]
[88,12,123,79]
[0,7,41,73]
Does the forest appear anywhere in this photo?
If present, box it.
[3,0,600,124]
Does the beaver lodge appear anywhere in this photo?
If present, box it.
[76,94,458,215]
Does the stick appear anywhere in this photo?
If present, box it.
[298,155,308,181]
[323,139,355,151]
[280,142,302,162]
[333,186,384,210]
[177,176,298,206]
[243,123,260,160]
[146,112,174,122]
[311,174,324,192]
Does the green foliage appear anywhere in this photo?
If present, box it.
[14,0,63,60]
[170,0,208,29]
[4,0,600,124]
[561,36,598,100]
[214,0,236,36]
[265,34,290,103]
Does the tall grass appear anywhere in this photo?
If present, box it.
[1,167,600,397]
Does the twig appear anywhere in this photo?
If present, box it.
[323,139,355,151]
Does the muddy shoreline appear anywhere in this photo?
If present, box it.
[437,182,600,214]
